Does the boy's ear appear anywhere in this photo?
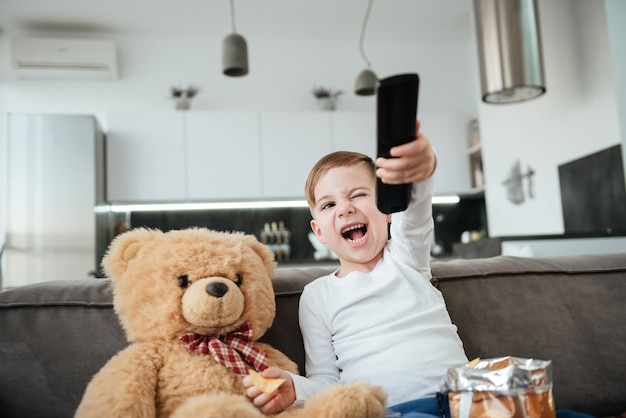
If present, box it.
[310,219,327,244]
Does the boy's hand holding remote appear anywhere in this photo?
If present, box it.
[375,120,436,186]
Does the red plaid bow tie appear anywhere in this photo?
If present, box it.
[178,323,269,375]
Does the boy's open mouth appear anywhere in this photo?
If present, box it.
[341,224,367,243]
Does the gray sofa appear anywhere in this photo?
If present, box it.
[1,253,625,418]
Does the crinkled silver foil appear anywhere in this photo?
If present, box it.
[442,356,552,393]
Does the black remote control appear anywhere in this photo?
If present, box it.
[376,73,420,214]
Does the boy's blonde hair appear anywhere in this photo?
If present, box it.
[304,151,376,210]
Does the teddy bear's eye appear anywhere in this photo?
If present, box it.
[234,274,243,287]
[177,275,190,288]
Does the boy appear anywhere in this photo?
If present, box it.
[244,122,468,417]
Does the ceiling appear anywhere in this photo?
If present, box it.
[0,0,474,43]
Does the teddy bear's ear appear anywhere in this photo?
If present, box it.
[102,228,161,279]
[243,234,277,277]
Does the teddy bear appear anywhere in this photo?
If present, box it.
[75,227,386,418]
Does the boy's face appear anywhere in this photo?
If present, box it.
[310,164,391,275]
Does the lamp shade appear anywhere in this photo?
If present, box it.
[474,0,546,104]
[222,33,248,77]
[355,68,377,96]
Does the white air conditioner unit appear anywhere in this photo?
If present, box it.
[10,37,119,80]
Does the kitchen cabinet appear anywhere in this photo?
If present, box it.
[420,112,472,194]
[259,112,332,199]
[186,112,262,200]
[468,145,484,190]
[107,112,186,201]
[330,111,376,158]
[106,110,473,203]
[467,118,484,191]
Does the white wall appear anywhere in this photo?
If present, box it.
[605,0,626,182]
[480,0,624,237]
[0,86,4,252]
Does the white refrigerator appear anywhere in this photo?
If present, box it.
[1,114,105,288]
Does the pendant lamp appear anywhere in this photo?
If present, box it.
[222,0,248,77]
[474,0,546,104]
[354,0,377,96]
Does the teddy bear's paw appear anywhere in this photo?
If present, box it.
[299,381,387,418]
[170,392,265,418]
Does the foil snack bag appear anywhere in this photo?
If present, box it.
[442,356,556,418]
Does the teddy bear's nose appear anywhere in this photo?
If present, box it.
[206,282,229,298]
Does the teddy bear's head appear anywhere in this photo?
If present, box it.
[102,228,277,343]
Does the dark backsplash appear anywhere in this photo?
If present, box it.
[97,194,486,271]
[432,193,488,254]
[130,207,316,262]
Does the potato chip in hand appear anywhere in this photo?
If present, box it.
[467,357,480,368]
[248,369,285,394]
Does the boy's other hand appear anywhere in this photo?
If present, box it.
[375,120,436,184]
[243,367,296,414]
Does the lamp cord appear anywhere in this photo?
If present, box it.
[359,0,373,68]
[230,0,237,33]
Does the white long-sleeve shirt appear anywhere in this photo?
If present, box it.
[291,178,468,407]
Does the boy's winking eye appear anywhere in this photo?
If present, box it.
[316,187,371,212]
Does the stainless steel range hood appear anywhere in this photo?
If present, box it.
[474,0,546,104]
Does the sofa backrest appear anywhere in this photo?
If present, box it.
[0,279,126,417]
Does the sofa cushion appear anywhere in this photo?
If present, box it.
[0,279,126,417]
[433,254,626,418]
